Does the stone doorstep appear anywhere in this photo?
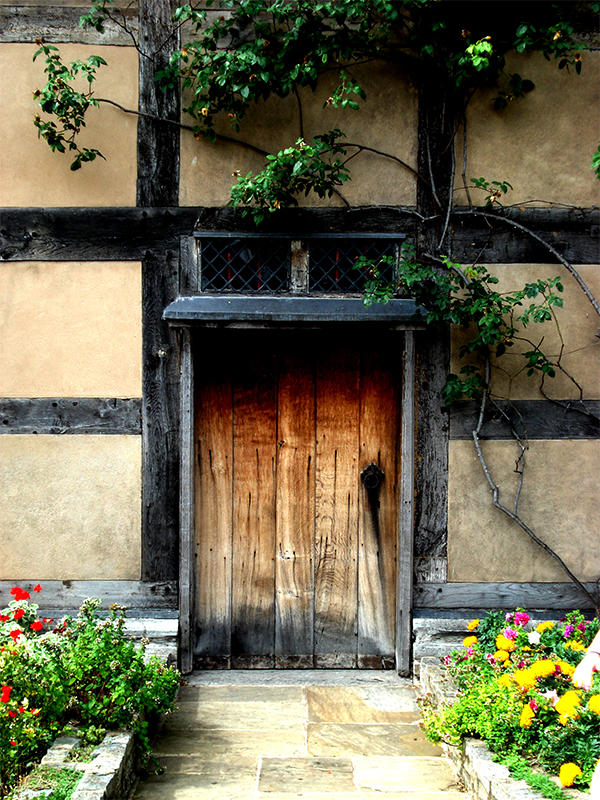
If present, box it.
[15,730,136,800]
[418,657,587,800]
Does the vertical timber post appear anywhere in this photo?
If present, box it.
[178,328,195,673]
[397,331,415,675]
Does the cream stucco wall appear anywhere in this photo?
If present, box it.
[180,60,418,207]
[451,264,600,400]
[448,439,600,582]
[0,435,141,580]
[0,261,142,397]
[0,43,137,207]
[457,51,600,207]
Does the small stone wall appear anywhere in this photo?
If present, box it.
[418,657,587,800]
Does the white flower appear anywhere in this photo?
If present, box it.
[528,631,541,645]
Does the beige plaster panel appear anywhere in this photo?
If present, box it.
[0,43,137,207]
[180,61,418,207]
[451,263,600,400]
[457,51,600,207]
[0,435,141,580]
[0,261,141,397]
[448,439,600,583]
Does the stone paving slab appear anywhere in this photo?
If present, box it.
[307,686,418,723]
[165,700,307,730]
[307,723,442,757]
[134,672,466,800]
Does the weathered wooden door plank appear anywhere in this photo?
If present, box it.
[314,343,360,667]
[231,344,277,667]
[195,337,233,668]
[357,340,400,668]
[275,345,316,667]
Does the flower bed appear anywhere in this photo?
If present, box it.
[0,585,180,799]
[420,609,600,797]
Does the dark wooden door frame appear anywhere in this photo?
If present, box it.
[173,318,416,675]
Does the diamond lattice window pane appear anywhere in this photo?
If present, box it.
[309,240,397,293]
[200,238,290,293]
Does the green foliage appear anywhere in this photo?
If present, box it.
[359,245,564,402]
[11,766,82,800]
[0,587,180,797]
[499,754,568,800]
[592,143,600,180]
[32,43,106,171]
[230,130,350,222]
[421,609,600,795]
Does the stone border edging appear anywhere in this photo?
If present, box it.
[14,731,136,800]
[418,657,587,800]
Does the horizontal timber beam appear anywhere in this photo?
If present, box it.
[0,6,138,44]
[0,580,178,615]
[0,206,597,263]
[451,399,600,440]
[0,398,141,434]
[414,581,598,611]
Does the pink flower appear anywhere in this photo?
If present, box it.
[563,624,575,638]
[529,699,539,711]
[486,653,497,665]
[466,647,475,656]
[443,655,451,666]
[577,622,587,633]
[503,627,518,640]
[514,612,530,627]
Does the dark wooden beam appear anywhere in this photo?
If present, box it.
[0,580,177,615]
[0,207,597,263]
[0,398,141,434]
[414,581,598,611]
[451,399,600,440]
[141,246,181,582]
[137,0,180,207]
[0,5,138,44]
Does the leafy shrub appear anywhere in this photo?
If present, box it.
[422,609,600,795]
[0,586,180,797]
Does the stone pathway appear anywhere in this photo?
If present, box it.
[134,671,467,800]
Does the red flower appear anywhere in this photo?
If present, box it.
[42,618,54,624]
[33,584,42,593]
[1,686,12,703]
[18,706,25,714]
[13,609,25,621]
[9,630,21,643]
[30,620,43,632]
[8,709,16,718]
[0,614,9,622]
[10,740,17,746]
[9,587,30,602]
[31,708,40,716]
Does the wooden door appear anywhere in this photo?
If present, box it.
[194,330,401,668]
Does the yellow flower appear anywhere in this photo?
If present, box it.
[467,618,479,631]
[555,690,581,725]
[498,673,513,688]
[588,695,600,715]
[463,636,478,648]
[494,650,510,662]
[536,621,554,633]
[496,634,516,652]
[559,763,582,787]
[564,640,586,652]
[513,669,536,691]
[555,660,575,677]
[519,704,535,728]
[531,659,555,678]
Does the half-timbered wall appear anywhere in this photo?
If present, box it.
[0,0,598,666]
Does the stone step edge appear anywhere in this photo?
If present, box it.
[14,730,136,800]
[417,657,587,800]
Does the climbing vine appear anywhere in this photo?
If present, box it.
[30,0,600,606]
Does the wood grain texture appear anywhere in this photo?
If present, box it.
[194,335,233,662]
[141,247,180,581]
[0,580,177,612]
[178,328,194,673]
[137,0,180,206]
[1,207,597,263]
[0,6,138,43]
[0,398,141,434]
[275,345,315,663]
[231,342,277,664]
[414,581,598,611]
[314,343,359,667]
[357,340,400,662]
